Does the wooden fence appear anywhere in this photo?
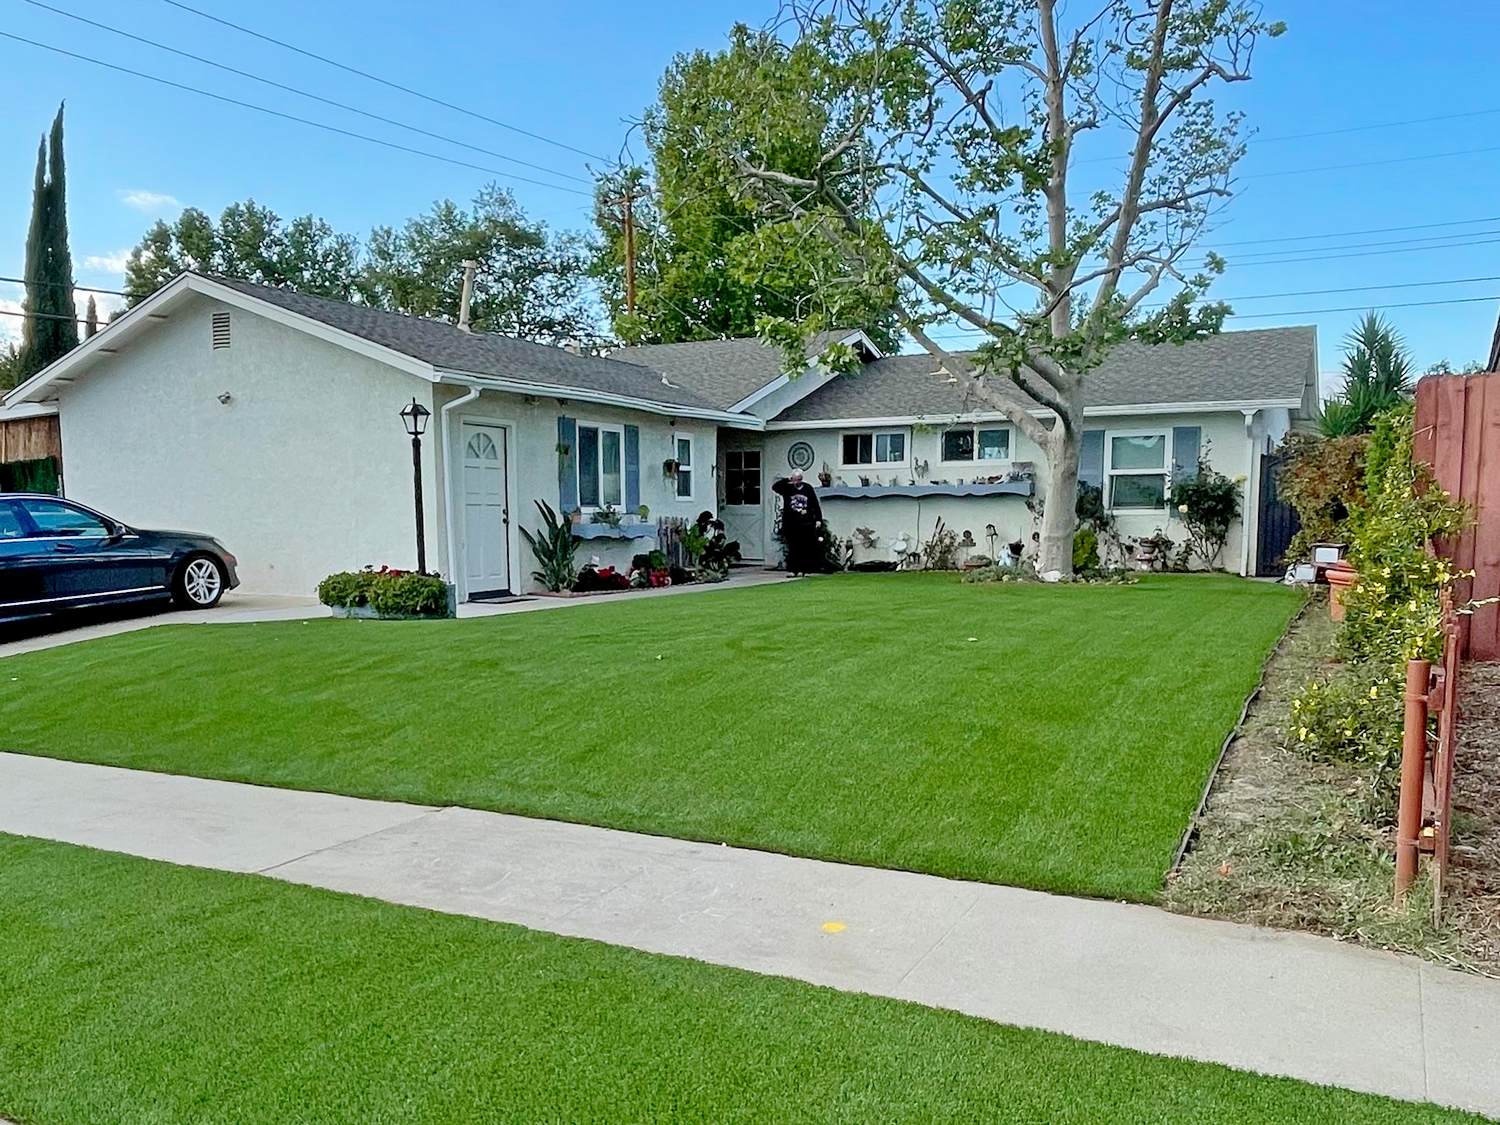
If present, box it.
[0,412,60,465]
[1413,373,1500,659]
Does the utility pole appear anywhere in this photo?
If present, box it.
[621,180,637,317]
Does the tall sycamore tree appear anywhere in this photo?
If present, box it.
[15,104,78,383]
[717,0,1281,576]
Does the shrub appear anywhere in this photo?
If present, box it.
[1071,527,1099,571]
[317,567,449,617]
[1170,455,1241,569]
[1278,432,1368,562]
[573,564,631,593]
[520,500,579,592]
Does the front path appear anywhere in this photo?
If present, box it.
[4,751,1497,1118]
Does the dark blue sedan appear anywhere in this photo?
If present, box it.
[0,494,239,624]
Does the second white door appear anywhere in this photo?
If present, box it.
[462,424,510,596]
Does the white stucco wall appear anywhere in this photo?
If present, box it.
[434,385,720,595]
[743,410,1261,573]
[56,292,440,596]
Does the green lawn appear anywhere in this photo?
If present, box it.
[0,834,1469,1124]
[0,573,1302,900]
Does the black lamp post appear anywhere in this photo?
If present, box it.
[399,398,431,573]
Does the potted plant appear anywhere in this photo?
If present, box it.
[817,462,833,487]
[662,458,680,478]
[591,503,623,529]
[637,503,651,522]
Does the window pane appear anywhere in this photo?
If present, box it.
[1110,473,1165,509]
[676,469,693,498]
[1111,433,1165,470]
[0,501,27,540]
[743,450,760,469]
[601,429,622,506]
[676,437,692,466]
[21,500,106,536]
[977,428,1009,460]
[876,432,905,463]
[577,426,600,508]
[843,433,874,464]
[942,429,974,461]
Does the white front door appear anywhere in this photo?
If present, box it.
[720,447,765,561]
[461,423,510,596]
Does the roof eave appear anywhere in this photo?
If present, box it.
[434,371,764,428]
[766,397,1305,430]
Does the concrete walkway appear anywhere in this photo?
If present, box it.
[2,752,1497,1118]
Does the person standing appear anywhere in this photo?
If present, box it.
[772,470,825,577]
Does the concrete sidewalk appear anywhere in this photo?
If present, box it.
[2,752,1497,1118]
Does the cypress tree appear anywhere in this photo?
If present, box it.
[16,104,77,380]
[84,294,98,339]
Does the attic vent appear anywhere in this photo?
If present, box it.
[210,311,231,350]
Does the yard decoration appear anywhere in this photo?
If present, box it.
[520,500,580,592]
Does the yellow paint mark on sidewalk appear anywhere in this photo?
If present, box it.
[821,921,847,934]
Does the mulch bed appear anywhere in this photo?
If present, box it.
[1447,661,1500,967]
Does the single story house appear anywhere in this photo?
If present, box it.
[2,271,1317,598]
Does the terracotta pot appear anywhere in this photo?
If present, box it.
[1325,559,1358,623]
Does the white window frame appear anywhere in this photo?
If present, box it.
[1104,427,1171,512]
[575,420,626,513]
[673,432,695,502]
[839,428,908,467]
[938,424,1013,465]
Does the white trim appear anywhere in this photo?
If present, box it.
[574,420,626,513]
[437,371,760,428]
[725,329,885,414]
[1104,427,1171,513]
[765,398,1304,430]
[838,427,909,468]
[0,401,57,420]
[937,423,1013,466]
[672,431,696,502]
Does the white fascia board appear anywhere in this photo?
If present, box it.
[2,273,197,406]
[2,272,440,407]
[0,400,58,419]
[724,330,885,415]
[764,398,1304,431]
[188,276,436,381]
[435,372,765,429]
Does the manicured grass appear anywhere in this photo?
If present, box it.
[0,834,1469,1124]
[0,574,1302,900]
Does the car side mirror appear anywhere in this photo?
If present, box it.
[105,521,126,541]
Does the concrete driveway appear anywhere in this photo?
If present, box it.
[0,593,326,659]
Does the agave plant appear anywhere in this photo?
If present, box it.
[519,500,579,592]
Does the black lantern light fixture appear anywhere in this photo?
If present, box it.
[399,398,432,573]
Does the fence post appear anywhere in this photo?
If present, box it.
[1395,658,1432,903]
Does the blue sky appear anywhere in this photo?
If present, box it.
[3,0,1499,381]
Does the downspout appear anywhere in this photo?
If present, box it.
[1241,409,1259,577]
[440,383,482,598]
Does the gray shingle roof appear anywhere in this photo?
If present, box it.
[211,276,722,412]
[610,330,851,410]
[771,326,1317,423]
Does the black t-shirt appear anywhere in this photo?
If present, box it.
[773,479,822,529]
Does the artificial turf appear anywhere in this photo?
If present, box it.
[0,833,1472,1124]
[0,573,1302,900]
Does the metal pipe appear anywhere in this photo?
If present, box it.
[1395,658,1431,902]
[457,259,478,333]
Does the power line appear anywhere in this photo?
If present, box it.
[159,0,613,165]
[23,1,594,186]
[0,31,595,198]
[1225,293,1500,321]
[1217,233,1500,268]
[1244,142,1500,180]
[1210,214,1500,248]
[0,308,93,325]
[0,276,130,297]
[1224,227,1500,263]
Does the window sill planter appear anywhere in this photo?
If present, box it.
[574,523,658,541]
[817,480,1033,501]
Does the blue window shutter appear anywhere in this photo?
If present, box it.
[557,416,578,513]
[1079,430,1105,490]
[1172,425,1202,483]
[624,424,641,511]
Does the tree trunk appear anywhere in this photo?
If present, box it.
[1037,425,1081,579]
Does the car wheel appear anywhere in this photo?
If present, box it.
[174,554,226,609]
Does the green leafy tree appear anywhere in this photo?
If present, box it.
[1318,313,1414,437]
[360,185,595,344]
[713,1,1282,576]
[123,200,361,304]
[14,104,78,384]
[593,26,898,348]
